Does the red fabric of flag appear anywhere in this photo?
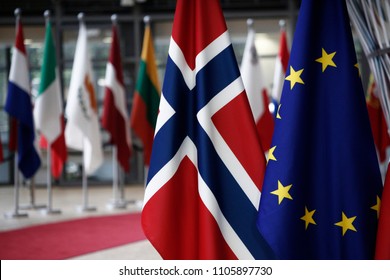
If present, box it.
[141,0,274,260]
[376,163,390,259]
[102,24,132,172]
[366,79,390,163]
[39,116,67,179]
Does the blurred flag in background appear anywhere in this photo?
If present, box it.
[240,19,274,152]
[34,19,67,179]
[102,21,132,172]
[131,18,161,167]
[5,17,41,179]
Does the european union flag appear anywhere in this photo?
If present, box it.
[257,0,382,259]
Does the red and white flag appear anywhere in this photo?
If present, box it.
[240,20,274,151]
[271,26,289,109]
[102,23,132,172]
[5,17,41,178]
[142,0,274,260]
[366,76,390,164]
[376,162,390,259]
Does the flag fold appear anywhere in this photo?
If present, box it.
[142,0,274,260]
[102,23,132,172]
[34,21,67,179]
[376,162,390,259]
[366,76,390,164]
[257,0,383,259]
[65,21,103,175]
[5,19,41,179]
[271,25,289,112]
[240,22,274,151]
[131,22,161,166]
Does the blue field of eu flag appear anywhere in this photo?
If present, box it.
[257,0,383,259]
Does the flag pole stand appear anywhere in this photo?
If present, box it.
[4,153,28,218]
[107,146,126,209]
[78,150,97,212]
[118,164,132,205]
[41,149,61,215]
[19,178,46,210]
[126,166,146,208]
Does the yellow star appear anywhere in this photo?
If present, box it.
[300,206,317,230]
[285,66,304,90]
[355,63,361,76]
[276,104,282,119]
[371,196,381,219]
[315,48,336,72]
[267,146,277,163]
[271,180,293,205]
[334,212,357,236]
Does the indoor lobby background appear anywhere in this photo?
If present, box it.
[0,0,376,260]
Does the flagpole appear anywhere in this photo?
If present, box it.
[4,152,28,218]
[79,143,96,212]
[40,10,61,215]
[108,145,126,209]
[279,19,286,30]
[4,9,28,219]
[13,153,26,216]
[20,177,46,210]
[77,12,96,213]
[113,146,118,201]
[42,147,62,214]
[118,162,130,205]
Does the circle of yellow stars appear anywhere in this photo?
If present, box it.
[268,180,381,235]
[268,47,382,236]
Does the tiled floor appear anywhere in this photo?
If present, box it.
[0,183,162,260]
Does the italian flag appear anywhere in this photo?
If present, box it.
[34,21,67,179]
[131,23,161,166]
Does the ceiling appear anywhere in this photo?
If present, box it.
[0,0,301,20]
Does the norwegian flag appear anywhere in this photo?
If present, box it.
[141,0,274,260]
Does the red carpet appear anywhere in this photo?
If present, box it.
[0,212,145,260]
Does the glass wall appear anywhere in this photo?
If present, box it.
[0,46,10,184]
[0,16,291,186]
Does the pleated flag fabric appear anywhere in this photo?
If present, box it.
[64,21,103,175]
[257,0,383,259]
[34,20,67,179]
[102,23,132,172]
[142,0,274,260]
[240,23,274,151]
[131,22,161,166]
[5,19,41,179]
[271,26,289,117]
[366,76,390,164]
[376,163,390,259]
